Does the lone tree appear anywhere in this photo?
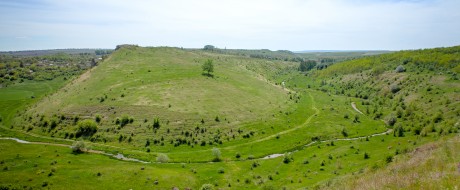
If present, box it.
[202,59,214,77]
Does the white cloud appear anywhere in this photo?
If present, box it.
[0,0,459,50]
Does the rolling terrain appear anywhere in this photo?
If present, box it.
[0,45,459,189]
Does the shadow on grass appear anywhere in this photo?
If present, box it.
[202,73,214,78]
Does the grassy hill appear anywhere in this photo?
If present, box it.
[13,46,310,158]
[1,45,459,189]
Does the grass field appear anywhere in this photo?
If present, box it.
[1,45,459,189]
[0,78,67,126]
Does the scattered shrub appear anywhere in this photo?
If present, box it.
[353,115,360,123]
[385,155,393,163]
[394,124,404,137]
[95,115,102,123]
[283,154,293,164]
[71,141,86,153]
[385,115,397,126]
[120,115,130,127]
[153,118,160,129]
[395,65,406,73]
[364,152,370,159]
[390,84,401,93]
[156,153,169,163]
[341,128,348,137]
[212,147,221,162]
[199,184,214,190]
[75,119,97,138]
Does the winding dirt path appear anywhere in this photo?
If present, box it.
[1,89,389,163]
[261,128,392,159]
[351,102,364,114]
[0,137,150,164]
[172,90,321,155]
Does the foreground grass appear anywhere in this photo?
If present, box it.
[1,128,453,189]
[319,134,460,190]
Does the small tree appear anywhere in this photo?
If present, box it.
[202,59,214,77]
[212,147,221,162]
[71,141,86,153]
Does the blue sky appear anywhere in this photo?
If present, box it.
[0,0,459,51]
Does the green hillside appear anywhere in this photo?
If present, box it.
[1,45,459,189]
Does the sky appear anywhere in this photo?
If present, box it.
[0,0,459,51]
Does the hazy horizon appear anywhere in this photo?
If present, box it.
[1,0,460,51]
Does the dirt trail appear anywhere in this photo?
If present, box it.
[0,137,149,164]
[352,102,364,114]
[261,128,392,159]
[1,89,389,163]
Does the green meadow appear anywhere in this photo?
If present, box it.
[1,45,459,189]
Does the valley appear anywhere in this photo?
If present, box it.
[0,45,459,189]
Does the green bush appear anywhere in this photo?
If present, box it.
[390,84,401,93]
[385,115,397,126]
[394,124,404,137]
[75,119,97,138]
[212,147,221,162]
[283,153,293,164]
[364,152,370,159]
[95,115,102,123]
[120,115,130,127]
[153,118,160,129]
[341,128,348,137]
[385,155,393,163]
[71,141,86,153]
[199,184,214,190]
[156,153,169,163]
[395,65,406,73]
